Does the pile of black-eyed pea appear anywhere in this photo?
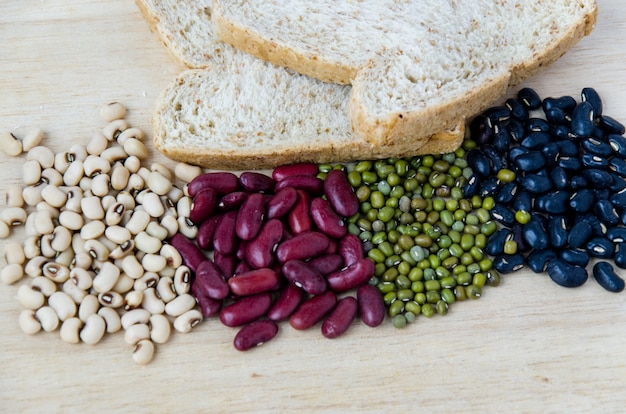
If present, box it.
[0,103,205,364]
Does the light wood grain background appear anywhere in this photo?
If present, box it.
[1,1,625,413]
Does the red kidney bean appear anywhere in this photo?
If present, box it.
[288,190,312,234]
[357,284,385,327]
[327,258,375,293]
[324,170,359,217]
[275,231,330,263]
[192,286,223,317]
[272,162,318,182]
[228,268,280,296]
[188,172,240,197]
[194,260,229,300]
[213,251,236,279]
[325,239,338,255]
[267,283,303,321]
[234,261,252,276]
[321,296,358,339]
[234,320,279,351]
[239,171,276,193]
[289,291,337,330]
[213,210,238,255]
[196,214,222,250]
[339,233,364,267]
[266,186,298,219]
[275,174,324,195]
[170,233,206,273]
[310,197,348,238]
[236,239,248,260]
[189,187,217,225]
[219,293,273,327]
[218,191,247,211]
[236,193,265,241]
[308,254,344,276]
[246,218,284,269]
[281,260,327,295]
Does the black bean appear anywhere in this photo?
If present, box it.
[594,188,610,201]
[558,156,582,172]
[548,216,568,249]
[514,151,546,172]
[569,176,589,190]
[550,167,569,190]
[546,259,588,288]
[527,249,557,273]
[607,227,626,243]
[551,124,572,140]
[558,249,590,268]
[581,138,613,157]
[507,119,526,142]
[518,88,542,110]
[510,223,531,253]
[495,182,518,205]
[527,118,550,132]
[581,87,603,117]
[600,115,626,135]
[507,146,529,162]
[609,174,626,192]
[609,158,626,175]
[462,174,480,197]
[535,191,569,215]
[521,174,553,193]
[492,253,525,274]
[521,131,551,149]
[469,115,493,145]
[571,101,595,137]
[585,237,615,259]
[505,98,529,121]
[592,261,625,292]
[582,169,614,189]
[555,139,579,157]
[594,199,620,226]
[522,218,549,250]
[578,213,607,237]
[609,188,626,209]
[492,124,511,152]
[479,176,500,197]
[512,190,533,213]
[466,149,491,177]
[485,228,513,256]
[569,189,595,213]
[567,221,593,249]
[614,242,626,268]
[489,204,516,226]
[485,106,511,124]
[545,107,568,125]
[541,142,560,166]
[607,134,626,157]
[482,145,508,171]
[581,154,609,169]
[543,96,577,113]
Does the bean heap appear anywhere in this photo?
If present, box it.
[466,87,625,292]
[174,165,386,350]
[0,103,206,364]
[340,150,501,328]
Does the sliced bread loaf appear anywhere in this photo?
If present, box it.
[137,0,464,170]
[213,0,598,148]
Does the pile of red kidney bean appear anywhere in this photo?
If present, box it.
[170,164,385,350]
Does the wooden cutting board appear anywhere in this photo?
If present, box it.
[1,1,625,412]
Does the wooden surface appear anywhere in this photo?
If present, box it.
[1,1,625,413]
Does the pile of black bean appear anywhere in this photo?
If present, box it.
[465,87,626,292]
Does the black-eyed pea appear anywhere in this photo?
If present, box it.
[69,267,94,291]
[16,127,44,152]
[132,339,155,365]
[146,171,172,196]
[164,293,196,317]
[160,244,182,269]
[39,234,56,258]
[51,226,72,252]
[150,163,173,181]
[124,155,141,174]
[125,173,145,192]
[80,196,104,220]
[0,131,23,156]
[173,266,192,295]
[80,220,106,240]
[25,256,49,277]
[119,254,144,280]
[41,168,64,186]
[80,314,106,345]
[3,241,25,265]
[102,119,129,141]
[112,273,134,294]
[141,287,165,314]
[146,222,168,241]
[60,317,82,344]
[110,163,130,191]
[98,291,124,308]
[176,196,192,218]
[54,249,75,267]
[86,131,109,155]
[72,252,93,270]
[156,276,177,303]
[78,295,100,322]
[43,262,70,283]
[22,184,45,207]
[101,146,128,164]
[124,290,144,310]
[0,221,10,239]
[49,291,78,321]
[54,151,72,174]
[100,102,127,122]
[23,236,41,259]
[173,309,203,333]
[18,310,41,335]
[1,207,27,227]
[167,186,184,204]
[141,192,165,218]
[5,184,24,207]
[134,231,162,254]
[62,186,83,213]
[58,210,84,231]
[116,191,136,210]
[83,154,111,177]
[31,276,57,297]
[17,284,45,310]
[41,185,67,208]
[33,210,54,235]
[23,159,42,186]
[62,279,88,304]
[149,314,171,344]
[92,262,120,293]
[177,216,198,239]
[125,210,150,235]
[90,174,110,197]
[100,193,115,211]
[174,162,202,183]
[72,233,87,255]
[35,201,59,219]
[35,306,59,332]
[160,215,179,239]
[97,307,121,333]
[117,127,144,145]
[159,266,175,278]
[134,272,159,291]
[142,253,167,273]
[123,138,148,159]
[1,263,24,285]
[79,177,93,193]
[124,322,150,345]
[26,145,54,168]
[121,308,151,330]
[63,160,84,186]
[104,225,131,245]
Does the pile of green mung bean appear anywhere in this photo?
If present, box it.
[319,140,501,328]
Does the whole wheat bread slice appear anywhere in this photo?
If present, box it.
[213,0,598,149]
[136,0,464,170]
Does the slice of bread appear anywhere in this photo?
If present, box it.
[136,0,464,170]
[213,0,598,147]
